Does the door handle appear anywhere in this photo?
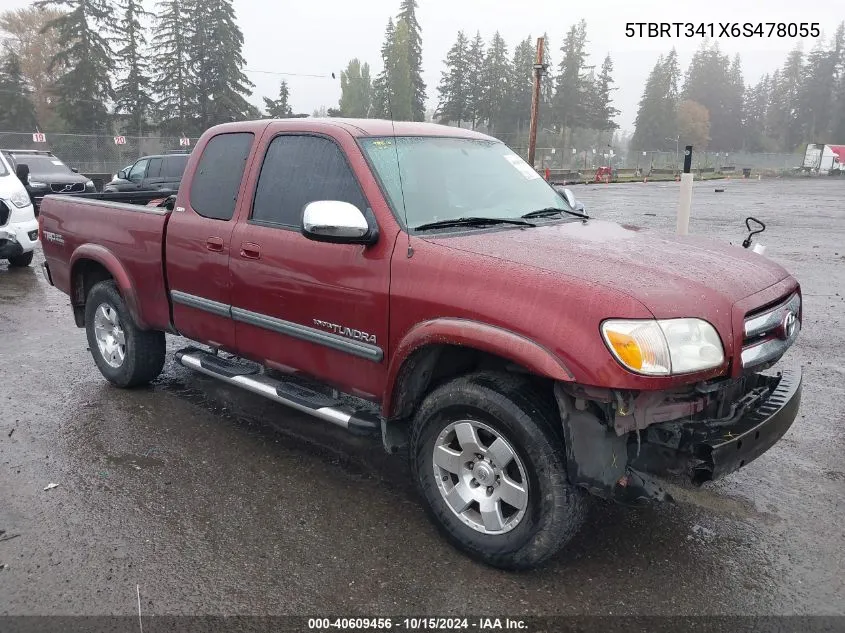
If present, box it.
[206,237,224,252]
[240,242,261,260]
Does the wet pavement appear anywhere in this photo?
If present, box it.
[0,177,843,616]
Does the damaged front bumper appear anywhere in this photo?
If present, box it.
[556,365,802,504]
[0,220,39,259]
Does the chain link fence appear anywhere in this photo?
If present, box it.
[0,130,806,178]
[0,132,198,175]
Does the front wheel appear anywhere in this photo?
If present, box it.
[84,280,166,387]
[410,372,586,569]
[7,251,34,267]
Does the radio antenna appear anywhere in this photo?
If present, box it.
[384,71,412,257]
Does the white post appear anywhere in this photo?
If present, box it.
[677,145,694,236]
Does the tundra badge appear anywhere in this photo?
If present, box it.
[313,319,377,345]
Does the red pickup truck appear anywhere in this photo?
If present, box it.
[39,119,802,569]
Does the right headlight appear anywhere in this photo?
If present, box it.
[9,189,31,208]
[601,318,725,376]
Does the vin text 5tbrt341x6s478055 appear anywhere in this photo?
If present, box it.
[38,119,802,569]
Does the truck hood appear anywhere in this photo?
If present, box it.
[424,219,790,317]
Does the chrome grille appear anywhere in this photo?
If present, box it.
[741,293,801,369]
[50,182,84,193]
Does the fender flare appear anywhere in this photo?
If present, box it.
[383,317,574,418]
[69,244,148,329]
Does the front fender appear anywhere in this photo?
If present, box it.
[384,317,574,417]
[70,244,148,329]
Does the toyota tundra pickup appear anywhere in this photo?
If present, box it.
[38,119,802,569]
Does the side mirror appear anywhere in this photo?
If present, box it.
[559,187,587,213]
[71,167,79,173]
[302,200,377,245]
[15,163,30,184]
[117,169,128,180]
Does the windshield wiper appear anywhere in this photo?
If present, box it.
[414,217,536,231]
[521,207,589,220]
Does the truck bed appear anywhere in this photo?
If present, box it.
[39,195,173,331]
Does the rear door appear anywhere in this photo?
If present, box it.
[163,155,189,189]
[228,130,392,400]
[165,131,257,351]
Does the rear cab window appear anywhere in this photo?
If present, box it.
[190,133,254,220]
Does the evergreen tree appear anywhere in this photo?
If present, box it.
[552,20,590,142]
[397,0,425,121]
[630,50,680,150]
[36,0,116,132]
[435,30,470,125]
[371,18,395,118]
[726,54,745,148]
[767,48,804,151]
[479,32,511,134]
[744,75,774,152]
[390,18,415,121]
[186,0,255,131]
[0,51,38,130]
[682,42,737,150]
[264,80,293,118]
[591,54,620,131]
[338,59,372,118]
[507,36,535,134]
[372,13,417,121]
[466,32,486,129]
[114,0,153,135]
[832,22,845,141]
[800,34,840,142]
[152,0,190,134]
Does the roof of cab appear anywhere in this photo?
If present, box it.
[203,118,496,141]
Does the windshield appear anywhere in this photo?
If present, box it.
[0,154,9,177]
[13,154,73,176]
[360,136,570,230]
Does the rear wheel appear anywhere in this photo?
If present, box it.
[7,251,34,267]
[410,372,586,569]
[84,280,165,387]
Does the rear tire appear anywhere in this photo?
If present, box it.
[7,251,34,267]
[85,280,165,387]
[410,372,586,569]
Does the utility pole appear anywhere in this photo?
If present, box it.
[527,37,547,169]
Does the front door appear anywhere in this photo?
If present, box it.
[126,158,148,191]
[165,131,256,351]
[229,132,392,400]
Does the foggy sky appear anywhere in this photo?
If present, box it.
[2,0,840,132]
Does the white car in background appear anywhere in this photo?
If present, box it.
[0,151,39,268]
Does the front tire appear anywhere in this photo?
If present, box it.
[7,251,34,267]
[84,280,165,387]
[410,372,586,569]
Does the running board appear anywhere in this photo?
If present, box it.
[175,347,381,435]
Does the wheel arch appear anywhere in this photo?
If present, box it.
[383,318,574,420]
[70,245,146,329]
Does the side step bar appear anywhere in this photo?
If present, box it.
[175,347,381,435]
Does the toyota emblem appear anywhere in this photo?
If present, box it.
[780,311,797,339]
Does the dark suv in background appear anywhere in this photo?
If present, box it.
[104,152,189,193]
[0,149,95,213]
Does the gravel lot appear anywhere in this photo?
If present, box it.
[1,177,843,617]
